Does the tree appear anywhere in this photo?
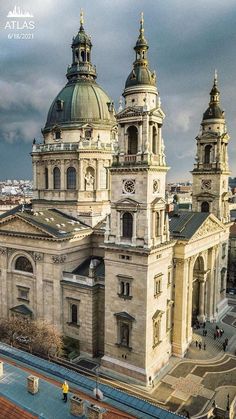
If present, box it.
[0,317,63,357]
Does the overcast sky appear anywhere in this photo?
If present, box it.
[0,0,236,181]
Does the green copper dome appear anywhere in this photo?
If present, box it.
[125,66,156,88]
[45,80,115,129]
[44,14,115,131]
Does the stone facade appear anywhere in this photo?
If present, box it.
[0,15,231,385]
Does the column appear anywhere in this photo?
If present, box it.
[117,211,121,243]
[138,122,142,154]
[48,161,53,189]
[61,160,65,190]
[172,258,189,357]
[160,210,165,242]
[149,122,153,154]
[143,115,149,154]
[132,212,137,245]
[198,279,206,322]
[119,124,125,154]
[186,257,194,342]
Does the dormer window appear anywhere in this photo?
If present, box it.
[55,130,61,140]
[85,129,92,139]
[56,99,64,111]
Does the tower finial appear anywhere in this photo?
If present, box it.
[80,9,84,30]
[140,12,144,37]
[214,69,218,85]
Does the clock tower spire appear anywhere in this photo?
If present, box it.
[192,73,230,223]
[102,15,174,385]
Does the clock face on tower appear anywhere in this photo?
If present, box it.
[123,179,135,194]
[201,179,212,190]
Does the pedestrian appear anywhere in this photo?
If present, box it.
[214,332,216,340]
[62,381,69,403]
[203,321,206,329]
[220,329,223,337]
[199,342,202,350]
[223,342,226,352]
[216,329,220,338]
[203,342,206,350]
[196,340,198,348]
[225,337,229,346]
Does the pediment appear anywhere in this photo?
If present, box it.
[150,108,165,118]
[0,215,53,238]
[117,107,143,118]
[191,215,224,241]
[114,197,140,209]
[152,197,166,206]
[196,192,216,199]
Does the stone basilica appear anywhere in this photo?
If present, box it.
[0,14,231,384]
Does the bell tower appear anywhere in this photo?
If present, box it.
[192,72,230,223]
[102,15,174,385]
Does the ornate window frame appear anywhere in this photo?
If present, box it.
[117,275,133,300]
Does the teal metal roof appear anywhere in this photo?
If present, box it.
[45,80,115,129]
[169,211,209,240]
[125,65,156,88]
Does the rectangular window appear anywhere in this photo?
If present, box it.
[17,287,29,302]
[154,274,162,297]
[117,276,132,299]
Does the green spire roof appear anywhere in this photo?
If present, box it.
[202,71,224,121]
[125,13,156,89]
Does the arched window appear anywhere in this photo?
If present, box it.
[201,201,209,213]
[204,145,212,164]
[122,212,133,238]
[67,167,76,190]
[15,256,33,273]
[55,130,61,140]
[45,168,48,189]
[155,212,160,237]
[152,126,158,154]
[127,126,138,155]
[53,167,61,189]
[71,304,78,324]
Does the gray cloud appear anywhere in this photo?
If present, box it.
[0,0,236,180]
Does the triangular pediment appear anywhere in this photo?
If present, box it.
[117,106,143,118]
[191,214,224,241]
[114,197,140,209]
[0,215,53,238]
[152,197,166,206]
[150,108,165,118]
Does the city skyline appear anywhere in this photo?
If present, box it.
[0,0,236,180]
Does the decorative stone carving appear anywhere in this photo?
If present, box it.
[194,219,222,239]
[52,255,66,264]
[0,247,7,255]
[33,252,43,262]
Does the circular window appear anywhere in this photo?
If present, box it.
[153,179,160,193]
